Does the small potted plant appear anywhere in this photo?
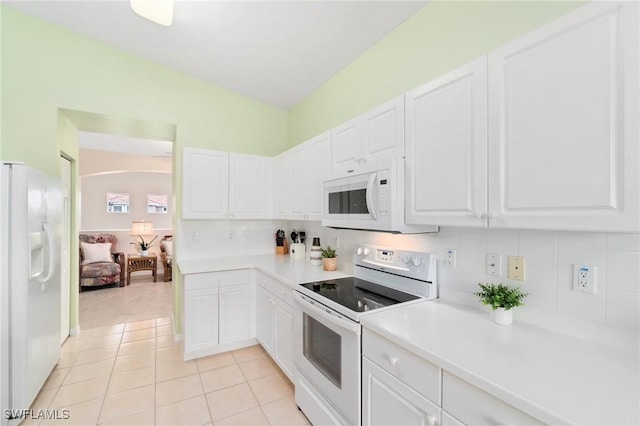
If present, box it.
[131,235,158,257]
[321,246,337,271]
[474,283,527,325]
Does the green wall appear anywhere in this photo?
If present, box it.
[0,5,288,178]
[287,0,586,147]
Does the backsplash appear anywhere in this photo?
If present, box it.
[175,219,639,351]
[178,220,286,259]
[289,221,640,352]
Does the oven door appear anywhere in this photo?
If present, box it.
[293,292,361,426]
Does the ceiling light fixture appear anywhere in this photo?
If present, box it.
[130,0,174,26]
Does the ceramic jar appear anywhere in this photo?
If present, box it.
[323,257,337,271]
[310,238,322,266]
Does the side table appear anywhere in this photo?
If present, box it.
[127,255,158,285]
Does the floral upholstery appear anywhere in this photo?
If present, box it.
[79,233,125,289]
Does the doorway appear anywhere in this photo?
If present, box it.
[60,155,72,343]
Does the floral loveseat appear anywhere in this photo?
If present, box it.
[79,233,126,290]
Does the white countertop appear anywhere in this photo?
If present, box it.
[361,300,639,425]
[178,254,349,287]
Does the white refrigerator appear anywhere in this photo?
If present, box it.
[1,162,62,425]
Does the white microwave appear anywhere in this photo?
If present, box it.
[322,158,438,234]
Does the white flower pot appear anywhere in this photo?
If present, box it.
[491,307,513,326]
[141,249,149,257]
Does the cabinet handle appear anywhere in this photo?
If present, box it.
[387,356,398,367]
[347,169,355,173]
[426,414,437,426]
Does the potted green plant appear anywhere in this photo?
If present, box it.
[130,235,158,257]
[321,246,337,271]
[474,283,527,325]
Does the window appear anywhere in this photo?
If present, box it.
[107,193,130,213]
[147,194,168,213]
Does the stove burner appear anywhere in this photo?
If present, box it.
[299,277,419,313]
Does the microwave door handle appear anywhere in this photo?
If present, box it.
[366,172,378,220]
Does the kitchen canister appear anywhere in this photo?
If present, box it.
[310,237,322,265]
[291,243,306,260]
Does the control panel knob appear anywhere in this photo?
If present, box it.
[402,255,411,264]
[356,247,363,256]
[412,257,423,267]
[363,248,370,256]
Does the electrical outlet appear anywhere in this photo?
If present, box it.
[508,256,526,281]
[573,265,597,294]
[445,249,456,269]
[192,232,200,241]
[486,254,501,277]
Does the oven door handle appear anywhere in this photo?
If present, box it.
[293,292,361,334]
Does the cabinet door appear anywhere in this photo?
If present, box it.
[405,57,488,227]
[488,2,639,232]
[362,358,440,426]
[218,284,250,345]
[274,299,294,381]
[218,284,251,345]
[256,286,275,354]
[272,152,289,219]
[361,96,405,164]
[331,117,361,174]
[184,288,219,353]
[288,145,308,220]
[306,132,332,220]
[182,148,228,219]
[229,153,269,218]
[442,371,543,426]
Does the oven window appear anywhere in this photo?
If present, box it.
[328,189,369,214]
[303,313,342,388]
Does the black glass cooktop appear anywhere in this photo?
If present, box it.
[299,277,419,313]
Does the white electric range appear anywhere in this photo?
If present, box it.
[292,244,437,425]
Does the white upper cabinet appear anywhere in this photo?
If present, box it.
[361,96,405,163]
[306,132,332,220]
[272,152,289,219]
[288,144,308,220]
[332,96,404,174]
[331,118,361,174]
[182,148,270,219]
[405,57,488,227]
[229,153,270,218]
[280,131,332,221]
[487,1,639,232]
[182,148,229,219]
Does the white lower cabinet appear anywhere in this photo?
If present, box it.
[442,371,543,426]
[183,269,255,359]
[255,271,295,382]
[184,288,219,354]
[362,358,439,426]
[219,284,251,346]
[363,329,545,426]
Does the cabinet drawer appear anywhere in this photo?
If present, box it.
[363,329,441,405]
[256,270,294,306]
[184,269,249,291]
[442,371,543,426]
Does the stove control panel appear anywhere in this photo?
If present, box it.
[376,249,394,263]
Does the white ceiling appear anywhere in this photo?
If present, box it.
[5,0,427,109]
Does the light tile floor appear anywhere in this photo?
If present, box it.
[24,277,309,426]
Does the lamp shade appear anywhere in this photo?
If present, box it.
[131,221,155,236]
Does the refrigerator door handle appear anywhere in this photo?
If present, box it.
[40,222,56,285]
